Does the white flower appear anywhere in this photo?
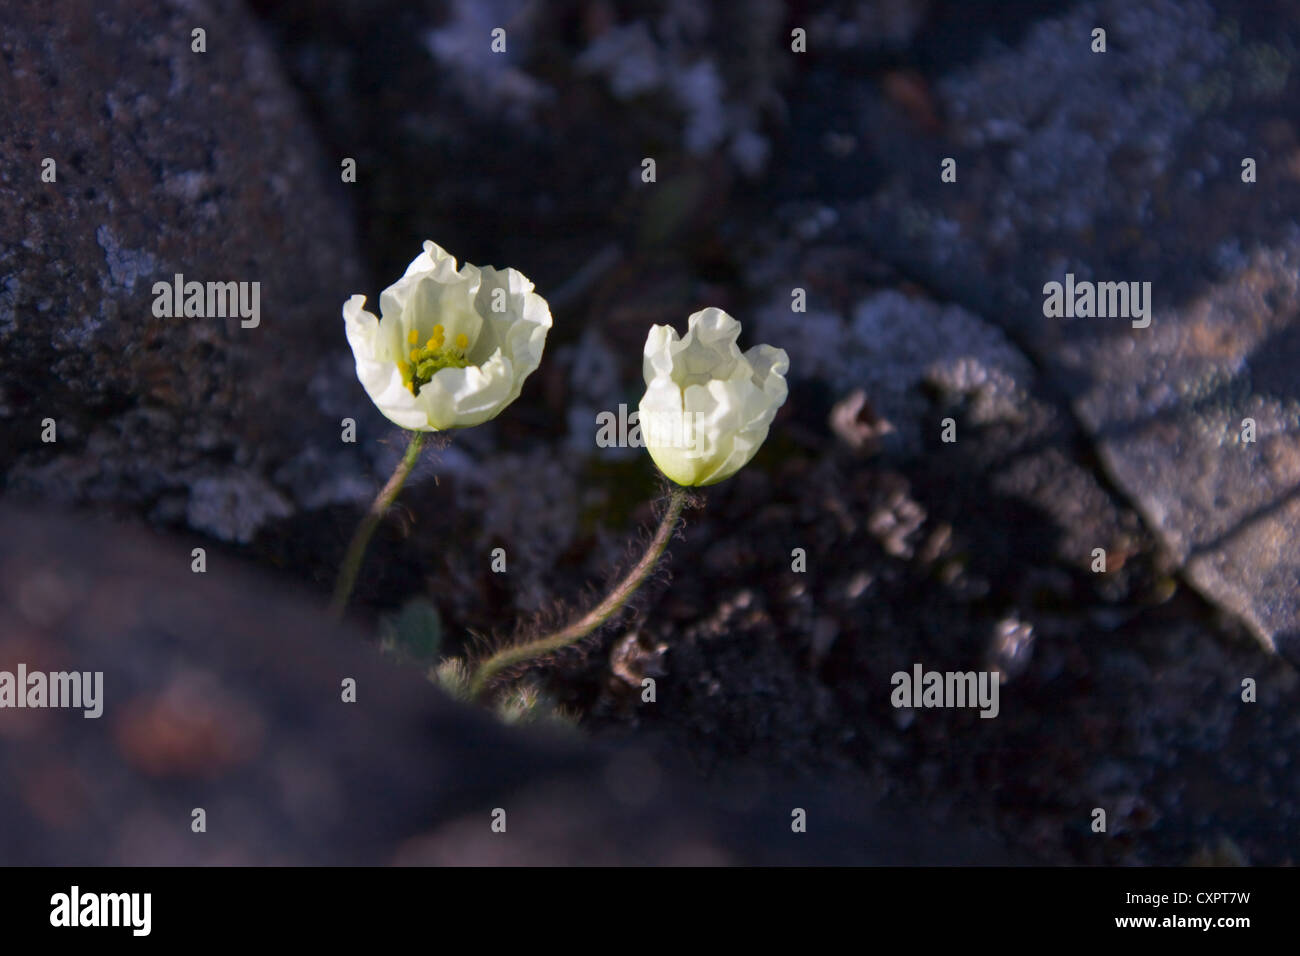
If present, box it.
[638,307,789,486]
[343,241,552,431]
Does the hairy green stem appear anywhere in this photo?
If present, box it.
[469,485,689,699]
[330,430,426,618]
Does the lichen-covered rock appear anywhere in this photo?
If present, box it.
[755,289,1037,457]
[0,0,372,543]
[830,0,1300,659]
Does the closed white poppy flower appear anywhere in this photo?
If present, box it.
[638,307,789,486]
[343,241,552,431]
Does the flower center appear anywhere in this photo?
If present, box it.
[399,324,472,395]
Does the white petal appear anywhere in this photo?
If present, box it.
[642,323,681,383]
[417,352,518,429]
[474,264,553,399]
[343,294,379,360]
[344,295,431,430]
[638,378,701,486]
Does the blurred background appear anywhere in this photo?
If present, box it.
[2,0,1299,864]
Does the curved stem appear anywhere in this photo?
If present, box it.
[469,485,689,699]
[329,430,426,618]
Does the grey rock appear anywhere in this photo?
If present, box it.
[0,0,371,542]
[1073,243,1300,661]
[840,0,1300,658]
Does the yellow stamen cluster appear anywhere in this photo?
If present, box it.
[399,323,472,395]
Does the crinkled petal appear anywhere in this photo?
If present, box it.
[416,352,518,430]
[473,264,552,402]
[402,239,463,279]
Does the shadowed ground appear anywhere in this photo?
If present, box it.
[0,504,1013,864]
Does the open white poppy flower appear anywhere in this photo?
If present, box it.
[638,307,789,486]
[343,241,552,431]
